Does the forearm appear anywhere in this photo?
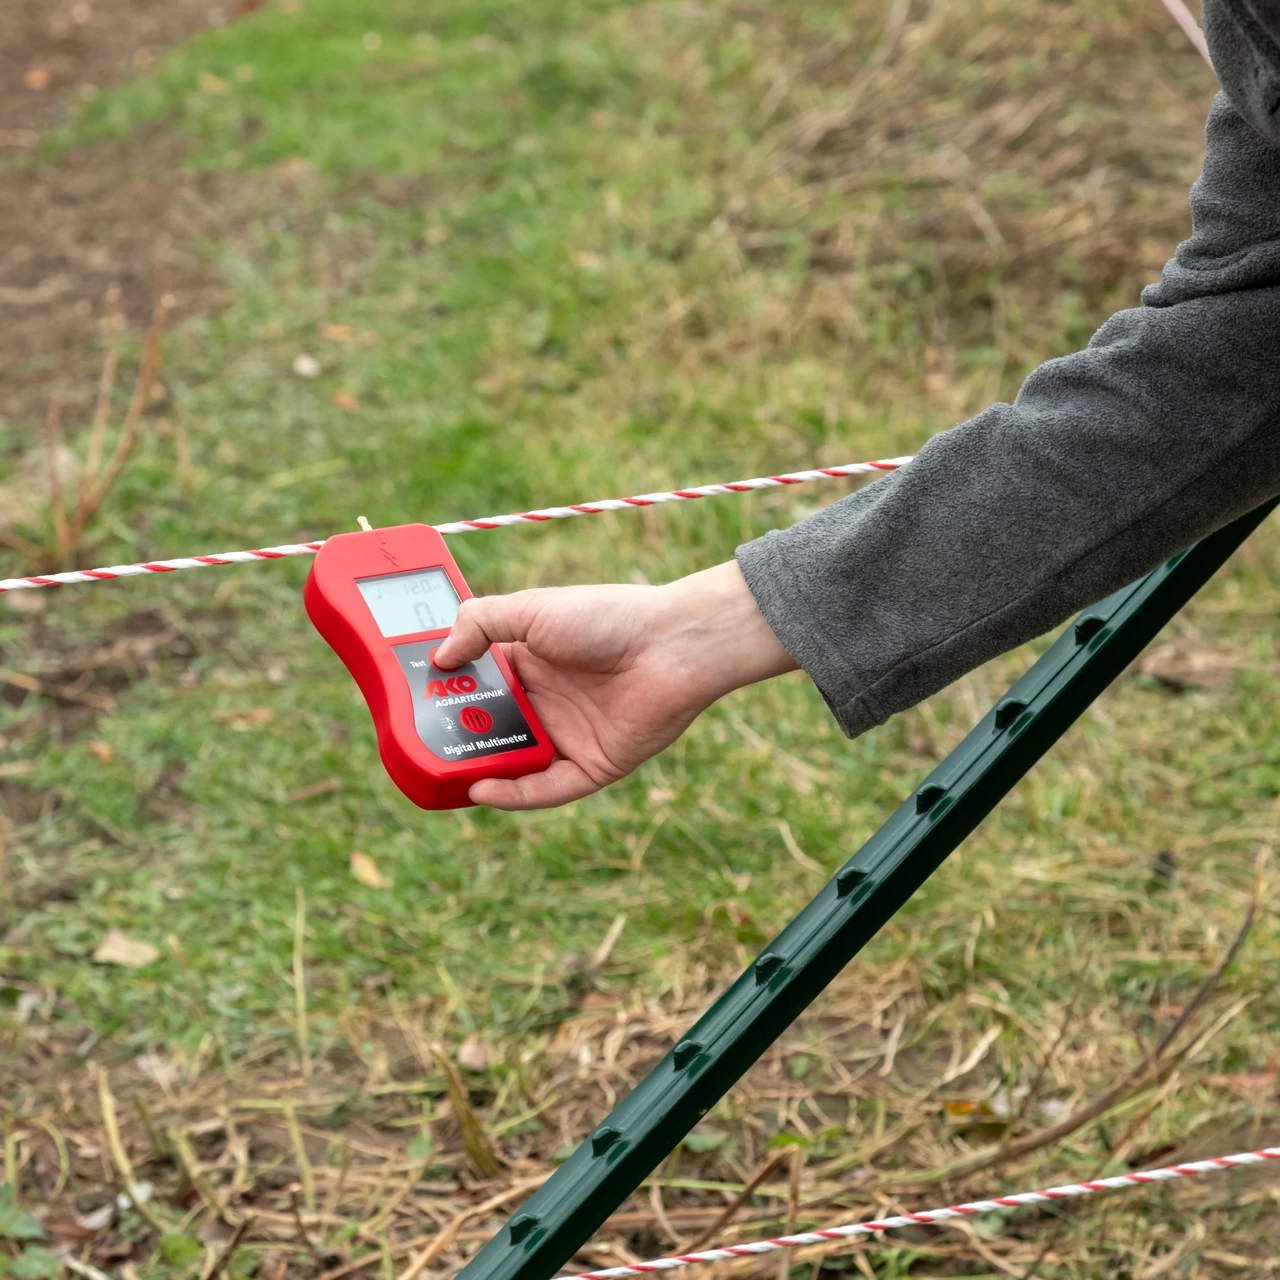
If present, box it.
[737,95,1280,737]
[655,561,799,705]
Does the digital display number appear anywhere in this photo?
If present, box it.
[356,567,461,638]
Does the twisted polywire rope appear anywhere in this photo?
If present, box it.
[0,456,912,592]
[562,1145,1280,1277]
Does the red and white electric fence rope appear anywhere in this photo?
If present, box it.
[0,455,912,593]
[563,1145,1280,1279]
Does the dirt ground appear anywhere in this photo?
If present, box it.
[0,0,246,424]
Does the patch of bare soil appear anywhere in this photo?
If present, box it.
[0,0,248,425]
[0,133,235,424]
[1,0,236,136]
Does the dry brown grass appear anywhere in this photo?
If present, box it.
[6,889,1279,1280]
[540,0,1216,445]
[0,285,172,573]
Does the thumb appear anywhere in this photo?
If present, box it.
[432,591,538,669]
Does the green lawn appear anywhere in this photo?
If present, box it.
[3,1,1278,1275]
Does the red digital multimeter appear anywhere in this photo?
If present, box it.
[304,523,554,810]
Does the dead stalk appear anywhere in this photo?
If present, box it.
[367,1160,428,1235]
[322,1137,352,1218]
[290,1189,323,1268]
[72,290,171,544]
[433,1045,502,1180]
[63,1258,113,1280]
[169,1127,237,1226]
[888,895,1257,1190]
[685,1148,794,1252]
[96,1067,165,1232]
[649,1164,678,1246]
[20,284,173,572]
[44,399,68,564]
[133,1096,168,1166]
[82,283,124,511]
[201,1214,256,1280]
[776,1147,804,1280]
[393,1178,544,1280]
[294,888,312,1080]
[284,1100,316,1212]
[999,963,1091,1149]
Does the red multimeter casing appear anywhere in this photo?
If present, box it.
[304,523,554,810]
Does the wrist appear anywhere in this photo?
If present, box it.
[657,560,798,705]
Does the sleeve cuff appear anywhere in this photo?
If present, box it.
[734,532,888,740]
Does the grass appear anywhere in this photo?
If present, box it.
[3,0,1280,1276]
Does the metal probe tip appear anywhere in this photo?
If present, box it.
[356,516,373,532]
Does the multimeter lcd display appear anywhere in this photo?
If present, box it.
[356,568,461,638]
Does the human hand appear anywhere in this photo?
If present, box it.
[430,560,797,809]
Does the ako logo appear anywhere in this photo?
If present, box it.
[425,675,477,698]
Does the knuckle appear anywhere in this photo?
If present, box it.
[454,598,488,637]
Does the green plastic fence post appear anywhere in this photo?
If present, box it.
[458,500,1277,1280]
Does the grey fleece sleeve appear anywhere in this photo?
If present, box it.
[736,92,1280,739]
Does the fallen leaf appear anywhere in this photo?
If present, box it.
[941,1099,1009,1138]
[134,1052,180,1090]
[457,1034,495,1071]
[212,707,276,730]
[25,65,53,91]
[647,787,675,806]
[424,225,451,245]
[292,352,321,378]
[198,71,229,94]
[350,850,387,888]
[45,1218,101,1242]
[87,741,114,764]
[332,388,360,412]
[321,323,354,342]
[93,930,160,968]
[75,1204,116,1233]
